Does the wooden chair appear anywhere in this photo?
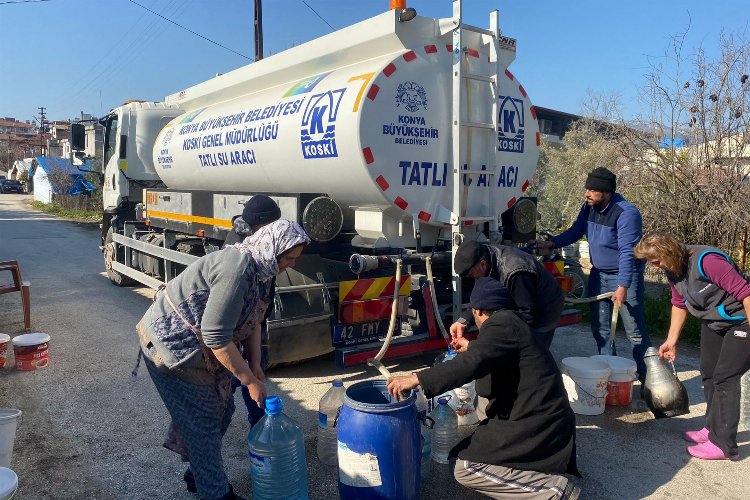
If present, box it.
[0,260,31,331]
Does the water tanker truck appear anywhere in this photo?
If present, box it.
[99,1,553,367]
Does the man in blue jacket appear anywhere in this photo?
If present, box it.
[535,167,652,383]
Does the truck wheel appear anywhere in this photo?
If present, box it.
[564,266,588,300]
[104,227,134,286]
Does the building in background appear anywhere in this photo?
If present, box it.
[535,106,582,144]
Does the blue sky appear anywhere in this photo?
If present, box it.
[0,0,747,122]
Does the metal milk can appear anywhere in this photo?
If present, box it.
[642,347,690,418]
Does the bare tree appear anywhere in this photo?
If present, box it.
[619,30,750,256]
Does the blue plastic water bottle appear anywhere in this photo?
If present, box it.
[247,396,309,499]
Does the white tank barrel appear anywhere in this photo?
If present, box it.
[154,12,539,227]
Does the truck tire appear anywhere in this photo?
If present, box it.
[564,266,588,301]
[104,227,135,286]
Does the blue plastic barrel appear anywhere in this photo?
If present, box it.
[337,380,420,500]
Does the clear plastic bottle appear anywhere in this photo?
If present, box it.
[248,396,309,499]
[317,379,346,466]
[420,415,433,480]
[434,348,478,425]
[431,396,457,464]
[741,370,750,431]
[414,383,428,419]
[414,384,431,480]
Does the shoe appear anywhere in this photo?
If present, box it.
[687,440,739,461]
[682,427,709,444]
[184,468,197,493]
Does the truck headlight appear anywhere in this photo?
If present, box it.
[302,196,343,242]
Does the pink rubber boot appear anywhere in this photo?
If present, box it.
[682,427,709,443]
[687,440,739,461]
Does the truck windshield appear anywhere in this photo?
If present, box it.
[103,115,118,166]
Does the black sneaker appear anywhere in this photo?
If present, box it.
[184,468,197,493]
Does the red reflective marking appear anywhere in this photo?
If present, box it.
[424,45,437,54]
[518,84,527,98]
[467,48,479,58]
[394,197,408,210]
[363,147,374,164]
[403,50,417,62]
[446,44,453,52]
[380,277,397,297]
[507,197,517,209]
[536,132,541,146]
[376,175,389,191]
[339,298,394,323]
[418,211,431,222]
[463,220,473,226]
[343,280,375,303]
[505,69,514,80]
[530,106,537,120]
[383,63,397,77]
[522,180,530,192]
[367,84,380,101]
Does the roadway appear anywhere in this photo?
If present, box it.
[0,194,748,499]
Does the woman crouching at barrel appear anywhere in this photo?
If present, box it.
[135,219,310,499]
[634,233,750,461]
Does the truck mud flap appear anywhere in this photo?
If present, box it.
[267,314,333,365]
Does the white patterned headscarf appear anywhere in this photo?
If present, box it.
[236,219,310,281]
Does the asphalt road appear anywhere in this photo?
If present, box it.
[1,194,749,499]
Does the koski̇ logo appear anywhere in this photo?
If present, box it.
[396,82,428,112]
[301,89,346,159]
[497,96,525,153]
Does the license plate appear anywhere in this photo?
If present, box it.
[332,319,399,346]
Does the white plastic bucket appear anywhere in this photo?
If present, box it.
[561,357,611,415]
[0,467,17,500]
[0,410,22,469]
[591,355,637,406]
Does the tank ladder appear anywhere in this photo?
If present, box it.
[449,0,503,320]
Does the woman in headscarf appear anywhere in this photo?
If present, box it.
[634,233,750,461]
[135,219,310,500]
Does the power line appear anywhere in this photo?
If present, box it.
[0,0,52,5]
[300,0,335,31]
[128,0,251,60]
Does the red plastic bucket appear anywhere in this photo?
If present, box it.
[591,355,636,406]
[0,335,9,369]
[12,333,50,371]
[606,380,634,406]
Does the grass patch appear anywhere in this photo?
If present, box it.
[571,290,701,346]
[31,200,101,223]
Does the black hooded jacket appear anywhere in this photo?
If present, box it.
[418,310,578,475]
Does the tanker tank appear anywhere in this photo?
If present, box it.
[154,10,539,233]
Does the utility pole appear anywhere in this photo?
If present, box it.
[254,0,263,61]
[38,106,47,157]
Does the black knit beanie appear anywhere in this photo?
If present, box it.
[242,195,281,227]
[585,167,617,193]
[470,277,512,311]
